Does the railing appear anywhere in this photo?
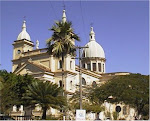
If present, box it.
[13,116,32,120]
[22,48,47,57]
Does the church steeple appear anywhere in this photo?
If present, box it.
[62,9,67,23]
[89,27,96,41]
[17,20,31,41]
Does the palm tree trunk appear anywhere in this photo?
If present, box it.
[42,107,47,120]
[62,53,64,95]
[61,53,67,119]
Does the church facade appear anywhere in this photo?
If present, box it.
[11,10,135,120]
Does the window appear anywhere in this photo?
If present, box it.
[82,78,86,85]
[70,61,72,69]
[82,63,85,68]
[91,36,92,39]
[82,51,85,57]
[98,63,101,72]
[92,81,97,87]
[59,80,63,87]
[93,63,96,71]
[70,81,73,89]
[103,64,104,72]
[17,50,21,54]
[58,60,62,69]
[87,63,91,70]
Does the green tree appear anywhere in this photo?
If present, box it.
[69,86,104,119]
[46,21,80,88]
[0,70,36,114]
[23,81,67,119]
[90,74,149,120]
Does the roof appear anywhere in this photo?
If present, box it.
[83,27,105,58]
[13,60,53,75]
[75,65,101,79]
[17,21,31,41]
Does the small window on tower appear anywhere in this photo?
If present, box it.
[58,60,62,69]
[93,63,96,71]
[70,61,72,69]
[70,81,73,89]
[103,64,104,72]
[59,80,63,87]
[98,63,101,72]
[17,50,21,54]
[87,63,91,70]
[91,36,92,39]
[83,51,85,57]
[83,64,85,68]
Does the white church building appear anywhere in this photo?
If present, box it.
[11,9,136,120]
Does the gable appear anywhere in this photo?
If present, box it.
[14,61,46,75]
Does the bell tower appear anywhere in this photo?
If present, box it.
[12,20,34,72]
[12,20,34,60]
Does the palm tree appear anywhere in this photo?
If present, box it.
[24,81,67,119]
[46,21,80,90]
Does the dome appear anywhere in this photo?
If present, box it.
[83,27,105,58]
[83,41,105,58]
[17,21,31,41]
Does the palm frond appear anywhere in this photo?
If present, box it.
[46,20,80,58]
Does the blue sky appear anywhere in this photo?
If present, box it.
[0,1,149,75]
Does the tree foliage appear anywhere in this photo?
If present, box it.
[46,21,80,58]
[23,81,67,119]
[69,86,104,114]
[0,70,37,114]
[90,74,149,119]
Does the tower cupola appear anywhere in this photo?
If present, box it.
[17,20,31,41]
[81,27,106,73]
[13,20,34,60]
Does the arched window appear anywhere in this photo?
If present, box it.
[82,64,85,68]
[17,50,21,54]
[98,63,101,72]
[82,51,85,57]
[59,80,63,87]
[58,60,62,69]
[93,63,96,71]
[70,61,72,69]
[103,64,104,72]
[82,78,86,85]
[92,81,97,87]
[87,63,91,70]
[70,81,73,89]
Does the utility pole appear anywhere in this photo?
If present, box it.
[74,46,88,109]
